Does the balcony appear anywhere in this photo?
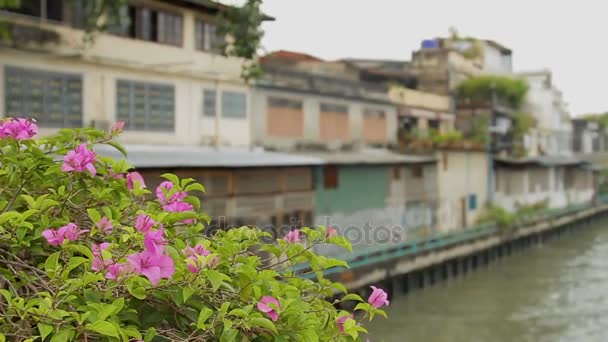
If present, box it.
[389,86,451,112]
[0,10,245,81]
[257,66,391,104]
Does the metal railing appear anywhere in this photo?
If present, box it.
[293,200,598,277]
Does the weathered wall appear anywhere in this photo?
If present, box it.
[251,88,398,149]
[435,150,489,231]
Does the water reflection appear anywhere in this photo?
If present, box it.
[368,219,608,342]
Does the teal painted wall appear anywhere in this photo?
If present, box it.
[315,165,389,215]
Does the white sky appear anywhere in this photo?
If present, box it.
[254,0,608,116]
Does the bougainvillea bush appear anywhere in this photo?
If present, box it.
[0,118,388,341]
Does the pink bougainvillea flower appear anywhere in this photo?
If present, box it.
[91,242,110,256]
[91,242,112,271]
[96,216,113,234]
[284,229,301,243]
[61,223,89,241]
[111,121,125,135]
[61,143,97,175]
[0,118,38,140]
[183,244,219,273]
[185,256,201,274]
[126,250,175,286]
[135,214,156,233]
[104,264,121,280]
[336,314,354,333]
[155,181,187,205]
[162,201,193,213]
[257,296,281,322]
[325,226,338,239]
[183,244,210,273]
[104,262,134,280]
[182,244,210,258]
[42,223,88,246]
[144,228,167,254]
[368,286,389,308]
[126,171,146,191]
[42,229,65,246]
[162,200,195,224]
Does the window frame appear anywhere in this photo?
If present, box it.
[221,90,247,119]
[202,89,217,117]
[4,65,83,128]
[194,17,223,53]
[323,165,339,189]
[115,79,176,132]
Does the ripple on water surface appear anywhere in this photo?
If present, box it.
[368,219,608,342]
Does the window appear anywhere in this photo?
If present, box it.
[323,166,339,189]
[320,103,348,113]
[4,66,82,128]
[103,4,183,46]
[364,108,385,118]
[4,0,63,21]
[468,194,477,210]
[320,103,350,141]
[195,19,224,52]
[157,11,183,46]
[267,97,304,137]
[116,80,175,132]
[393,167,401,180]
[268,97,303,109]
[203,89,217,117]
[221,91,247,118]
[412,165,423,178]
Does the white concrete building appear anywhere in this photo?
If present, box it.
[0,0,259,147]
[435,150,489,232]
[494,157,594,211]
[519,70,573,156]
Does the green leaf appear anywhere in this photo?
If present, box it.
[185,183,206,193]
[87,208,101,223]
[197,307,214,329]
[87,321,119,338]
[354,302,372,312]
[160,173,179,185]
[50,327,74,342]
[0,211,20,224]
[121,326,142,340]
[44,251,61,273]
[183,287,195,303]
[61,257,87,280]
[341,293,364,302]
[0,333,5,342]
[144,327,156,342]
[0,289,13,303]
[128,286,146,300]
[220,328,238,342]
[64,244,93,260]
[107,140,127,157]
[20,195,36,209]
[37,323,53,341]
[204,269,230,292]
[250,317,278,335]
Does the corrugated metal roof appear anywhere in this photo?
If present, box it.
[494,155,586,166]
[94,145,324,168]
[290,148,437,165]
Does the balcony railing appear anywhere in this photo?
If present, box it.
[258,66,391,103]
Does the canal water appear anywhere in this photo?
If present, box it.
[368,217,608,342]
